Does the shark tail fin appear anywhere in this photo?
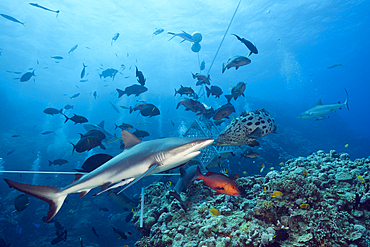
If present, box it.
[344,88,349,110]
[4,179,66,222]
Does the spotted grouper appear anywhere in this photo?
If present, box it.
[214,108,276,147]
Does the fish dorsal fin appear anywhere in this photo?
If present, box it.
[121,130,141,150]
[204,171,229,179]
[316,99,323,105]
[179,168,186,178]
[98,121,105,129]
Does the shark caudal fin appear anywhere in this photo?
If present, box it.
[4,179,67,222]
[344,88,349,110]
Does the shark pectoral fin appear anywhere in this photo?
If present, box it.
[121,130,142,150]
[4,179,66,222]
[93,178,135,197]
[79,190,90,198]
[117,164,160,195]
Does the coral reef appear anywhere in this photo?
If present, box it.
[132,150,370,247]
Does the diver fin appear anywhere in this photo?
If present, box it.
[4,179,66,222]
[121,130,141,150]
[116,164,160,195]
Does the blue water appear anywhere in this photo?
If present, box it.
[0,0,369,246]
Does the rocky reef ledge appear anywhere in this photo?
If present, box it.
[132,150,370,247]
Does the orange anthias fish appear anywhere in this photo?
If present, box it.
[192,166,241,196]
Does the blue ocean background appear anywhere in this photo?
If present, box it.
[0,0,369,246]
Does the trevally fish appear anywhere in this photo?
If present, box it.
[167,30,196,43]
[0,14,25,26]
[4,130,214,222]
[297,89,349,120]
[29,3,60,17]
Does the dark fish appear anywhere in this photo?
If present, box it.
[41,130,55,135]
[99,68,118,80]
[64,114,88,124]
[175,166,198,194]
[225,82,246,103]
[80,79,88,82]
[81,63,87,78]
[115,123,133,130]
[116,85,148,97]
[74,154,113,172]
[171,120,175,126]
[232,34,258,57]
[20,70,35,82]
[213,120,225,126]
[213,103,235,120]
[44,108,63,115]
[132,129,149,138]
[81,130,106,140]
[192,73,211,85]
[54,220,63,230]
[206,86,223,98]
[111,33,119,45]
[48,159,68,166]
[139,104,160,118]
[112,227,127,240]
[273,231,289,241]
[200,60,205,70]
[0,14,25,26]
[29,3,60,16]
[68,45,78,54]
[70,93,80,99]
[222,56,251,73]
[135,66,146,86]
[71,137,105,153]
[92,226,99,238]
[125,212,134,222]
[14,194,29,212]
[12,134,21,137]
[64,104,74,110]
[153,28,164,36]
[7,150,15,155]
[51,56,63,60]
[99,207,109,212]
[169,191,188,212]
[109,101,119,113]
[174,85,194,97]
[93,91,97,100]
[51,230,67,245]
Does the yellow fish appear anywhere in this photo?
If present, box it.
[243,171,247,174]
[131,208,135,213]
[270,167,275,170]
[345,144,349,148]
[210,208,220,217]
[260,163,264,173]
[300,203,309,209]
[279,162,284,166]
[357,176,364,183]
[302,170,308,176]
[271,191,283,198]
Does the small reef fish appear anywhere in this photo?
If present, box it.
[63,114,88,124]
[117,85,148,97]
[43,108,63,115]
[225,82,246,103]
[99,68,118,80]
[214,108,276,147]
[29,3,60,16]
[70,93,80,99]
[168,30,196,43]
[273,231,289,241]
[111,33,119,45]
[300,203,309,209]
[192,166,240,196]
[91,226,99,238]
[297,89,349,120]
[112,227,127,240]
[302,170,308,176]
[222,56,251,73]
[20,70,35,82]
[260,163,264,173]
[153,28,164,36]
[109,101,119,113]
[41,131,55,135]
[12,134,21,138]
[200,60,205,70]
[327,63,344,69]
[68,44,78,54]
[115,123,133,130]
[206,86,223,98]
[0,14,25,26]
[345,144,349,148]
[232,34,258,57]
[80,63,87,79]
[135,66,146,86]
[357,176,364,183]
[93,91,97,99]
[51,56,63,60]
[209,208,221,217]
[279,162,284,166]
[271,191,283,198]
[175,85,194,97]
[7,150,15,155]
[48,159,68,166]
[14,194,29,212]
[212,103,235,120]
[192,73,210,85]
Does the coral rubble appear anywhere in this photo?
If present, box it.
[133,150,370,247]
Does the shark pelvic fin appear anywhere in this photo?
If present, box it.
[117,164,160,195]
[93,178,135,197]
[4,179,66,222]
[121,130,141,150]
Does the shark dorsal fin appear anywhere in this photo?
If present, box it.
[121,130,141,150]
[316,99,323,105]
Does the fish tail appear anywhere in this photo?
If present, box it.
[70,143,76,154]
[205,86,211,98]
[129,106,133,114]
[174,89,178,97]
[4,179,66,222]
[222,63,226,73]
[63,114,69,123]
[48,160,53,166]
[114,124,118,130]
[59,108,63,115]
[225,95,232,103]
[344,88,349,110]
[167,32,175,41]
